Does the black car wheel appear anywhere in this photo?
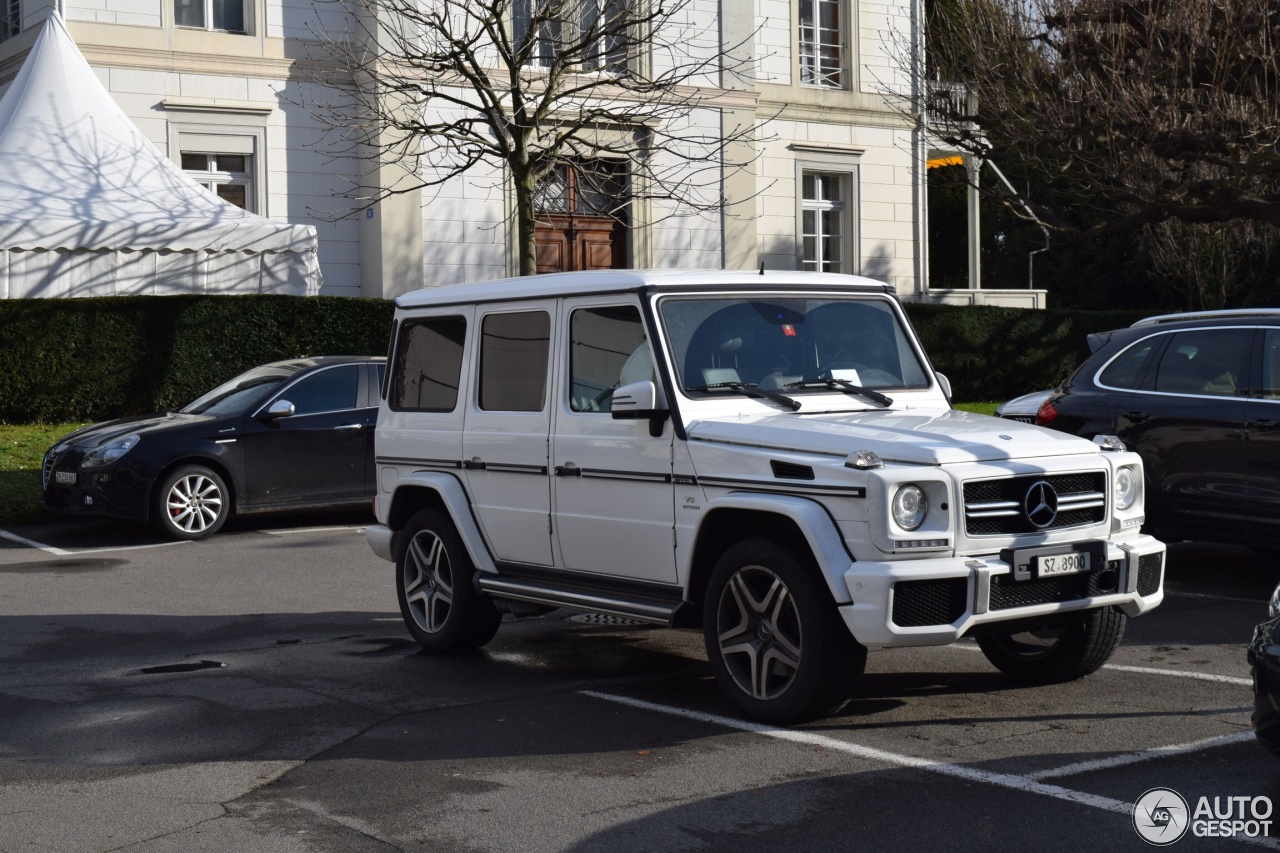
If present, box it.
[976,607,1126,684]
[703,538,866,724]
[396,509,502,653]
[153,464,229,541]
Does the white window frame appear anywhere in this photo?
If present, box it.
[181,151,256,212]
[513,0,629,73]
[165,119,269,217]
[1,0,19,43]
[798,168,855,273]
[173,0,248,34]
[798,0,845,88]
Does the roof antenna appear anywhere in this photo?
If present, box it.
[759,262,765,275]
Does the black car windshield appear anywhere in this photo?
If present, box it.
[181,365,299,416]
[659,295,930,396]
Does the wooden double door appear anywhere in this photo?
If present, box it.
[534,161,629,273]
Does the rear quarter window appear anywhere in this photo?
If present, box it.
[390,316,467,412]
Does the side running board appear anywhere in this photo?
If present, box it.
[476,575,685,626]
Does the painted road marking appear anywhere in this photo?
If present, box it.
[262,526,367,536]
[1029,730,1256,780]
[581,691,1279,849]
[0,528,188,557]
[947,641,1254,686]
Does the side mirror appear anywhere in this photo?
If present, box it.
[262,399,296,420]
[935,372,953,401]
[611,380,670,437]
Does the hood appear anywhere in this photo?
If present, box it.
[56,412,215,450]
[686,408,1097,465]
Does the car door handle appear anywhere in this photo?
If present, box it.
[1123,411,1149,422]
[462,458,487,470]
[1249,419,1279,431]
[554,463,581,477]
[334,424,363,432]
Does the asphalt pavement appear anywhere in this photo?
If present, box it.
[0,514,1276,852]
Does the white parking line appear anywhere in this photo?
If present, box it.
[1029,730,1256,780]
[581,691,1280,849]
[947,642,1254,686]
[1104,663,1253,686]
[262,526,367,536]
[0,528,189,557]
[1167,589,1271,605]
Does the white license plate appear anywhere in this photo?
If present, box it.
[55,471,76,485]
[1037,551,1090,577]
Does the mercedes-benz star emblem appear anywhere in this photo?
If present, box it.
[1023,480,1059,528]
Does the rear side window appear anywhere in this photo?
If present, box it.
[1099,340,1158,390]
[391,316,467,412]
[1152,329,1250,397]
[480,311,551,412]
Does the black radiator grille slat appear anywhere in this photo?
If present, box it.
[988,560,1121,610]
[963,472,1107,536]
[892,577,969,627]
[1137,552,1164,596]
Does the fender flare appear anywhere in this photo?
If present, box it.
[692,492,855,604]
[388,472,497,574]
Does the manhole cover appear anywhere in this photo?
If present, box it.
[136,660,227,675]
[567,613,643,626]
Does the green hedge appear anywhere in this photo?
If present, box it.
[0,295,394,423]
[0,294,1153,423]
[904,303,1152,401]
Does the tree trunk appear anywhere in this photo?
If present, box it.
[513,171,539,277]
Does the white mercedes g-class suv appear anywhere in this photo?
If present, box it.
[365,270,1165,723]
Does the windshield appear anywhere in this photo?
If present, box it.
[181,365,299,416]
[659,295,930,396]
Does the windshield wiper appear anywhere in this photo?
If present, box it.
[784,378,893,407]
[686,382,802,412]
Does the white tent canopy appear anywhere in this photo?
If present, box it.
[0,12,320,297]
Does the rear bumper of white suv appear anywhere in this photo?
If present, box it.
[837,534,1166,647]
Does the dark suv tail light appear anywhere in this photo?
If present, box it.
[1035,399,1059,425]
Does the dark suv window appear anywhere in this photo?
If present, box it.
[283,366,359,415]
[569,305,650,412]
[391,316,466,412]
[480,311,551,411]
[1152,329,1250,397]
[1099,340,1158,390]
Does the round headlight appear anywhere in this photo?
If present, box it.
[892,484,928,531]
[1114,466,1139,511]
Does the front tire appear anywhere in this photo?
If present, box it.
[703,538,866,724]
[396,509,501,653]
[976,607,1126,684]
[153,464,229,541]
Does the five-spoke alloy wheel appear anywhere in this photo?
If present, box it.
[153,464,229,540]
[704,538,865,724]
[396,509,502,653]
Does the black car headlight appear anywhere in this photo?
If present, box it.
[1270,584,1280,620]
[81,434,140,468]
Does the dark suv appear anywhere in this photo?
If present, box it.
[1038,309,1280,549]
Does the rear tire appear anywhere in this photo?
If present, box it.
[396,508,501,653]
[976,607,1126,684]
[703,537,866,724]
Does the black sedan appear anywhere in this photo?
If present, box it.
[41,356,385,540]
[1036,308,1280,550]
[1249,583,1280,758]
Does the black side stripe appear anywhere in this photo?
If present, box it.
[697,475,866,498]
[376,456,462,469]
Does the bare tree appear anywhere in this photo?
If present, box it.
[922,0,1280,241]
[1142,219,1280,310]
[298,0,760,274]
